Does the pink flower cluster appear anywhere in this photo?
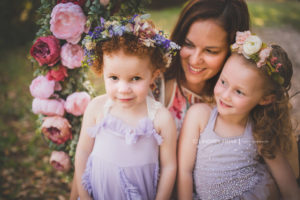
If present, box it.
[29,1,92,172]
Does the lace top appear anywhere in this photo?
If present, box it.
[82,96,163,200]
[150,74,203,135]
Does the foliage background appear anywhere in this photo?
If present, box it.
[0,0,300,199]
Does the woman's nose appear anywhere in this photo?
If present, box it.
[190,49,204,65]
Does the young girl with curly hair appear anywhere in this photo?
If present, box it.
[75,15,179,199]
[178,31,300,200]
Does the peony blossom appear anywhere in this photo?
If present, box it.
[30,76,55,99]
[99,0,110,6]
[30,35,61,66]
[65,92,91,116]
[61,43,84,69]
[242,35,262,58]
[257,47,272,68]
[42,116,72,144]
[50,3,87,44]
[57,0,86,7]
[46,65,68,81]
[50,151,71,172]
[32,98,65,116]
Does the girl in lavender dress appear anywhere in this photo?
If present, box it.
[75,15,179,200]
[178,31,300,200]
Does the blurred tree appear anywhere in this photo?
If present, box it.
[149,0,186,9]
[0,0,40,50]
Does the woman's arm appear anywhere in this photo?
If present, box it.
[74,96,106,199]
[154,107,177,200]
[263,150,300,200]
[177,104,211,200]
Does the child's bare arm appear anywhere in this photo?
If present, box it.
[154,107,177,200]
[75,95,106,199]
[177,104,211,200]
[264,150,300,200]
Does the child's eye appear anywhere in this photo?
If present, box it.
[110,76,118,80]
[220,79,226,85]
[236,90,244,96]
[132,76,141,81]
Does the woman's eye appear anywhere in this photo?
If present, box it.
[183,40,194,48]
[206,49,218,54]
[132,76,141,81]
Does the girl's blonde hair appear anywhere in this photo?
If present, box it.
[250,45,293,159]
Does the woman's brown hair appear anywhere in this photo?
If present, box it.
[251,45,293,159]
[165,0,250,100]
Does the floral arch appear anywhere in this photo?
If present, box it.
[29,0,150,178]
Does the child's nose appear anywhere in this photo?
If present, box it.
[118,81,131,93]
[222,89,231,100]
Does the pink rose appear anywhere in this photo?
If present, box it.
[50,3,87,44]
[61,43,84,69]
[235,31,251,45]
[257,47,272,68]
[99,0,110,6]
[65,92,91,116]
[30,36,61,66]
[32,98,65,116]
[50,151,71,172]
[42,116,72,144]
[57,0,86,7]
[46,65,68,81]
[30,76,55,99]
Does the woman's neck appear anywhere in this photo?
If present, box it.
[181,80,206,95]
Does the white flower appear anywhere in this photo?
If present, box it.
[242,35,262,58]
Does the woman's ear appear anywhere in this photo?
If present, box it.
[259,94,275,106]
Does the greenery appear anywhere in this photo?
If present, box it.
[1,0,300,198]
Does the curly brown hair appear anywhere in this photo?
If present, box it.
[91,34,168,76]
[251,45,293,159]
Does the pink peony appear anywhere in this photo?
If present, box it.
[61,43,84,69]
[65,92,91,116]
[46,65,68,81]
[42,116,72,144]
[235,31,251,45]
[30,36,61,66]
[32,98,65,116]
[99,0,110,6]
[50,151,71,172]
[257,47,272,68]
[57,0,87,7]
[50,3,87,44]
[30,76,55,99]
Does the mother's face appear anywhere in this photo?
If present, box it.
[180,19,229,91]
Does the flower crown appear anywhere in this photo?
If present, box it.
[82,14,181,68]
[231,31,284,85]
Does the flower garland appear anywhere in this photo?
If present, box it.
[29,0,150,180]
[231,30,284,85]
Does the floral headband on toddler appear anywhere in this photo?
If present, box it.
[231,31,284,85]
[82,14,181,68]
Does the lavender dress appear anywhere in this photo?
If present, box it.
[193,108,278,200]
[81,97,163,200]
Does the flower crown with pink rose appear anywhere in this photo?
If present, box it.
[82,14,181,68]
[231,31,284,85]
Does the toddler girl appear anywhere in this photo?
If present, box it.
[178,31,300,200]
[75,15,179,200]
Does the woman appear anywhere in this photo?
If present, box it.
[151,0,250,134]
